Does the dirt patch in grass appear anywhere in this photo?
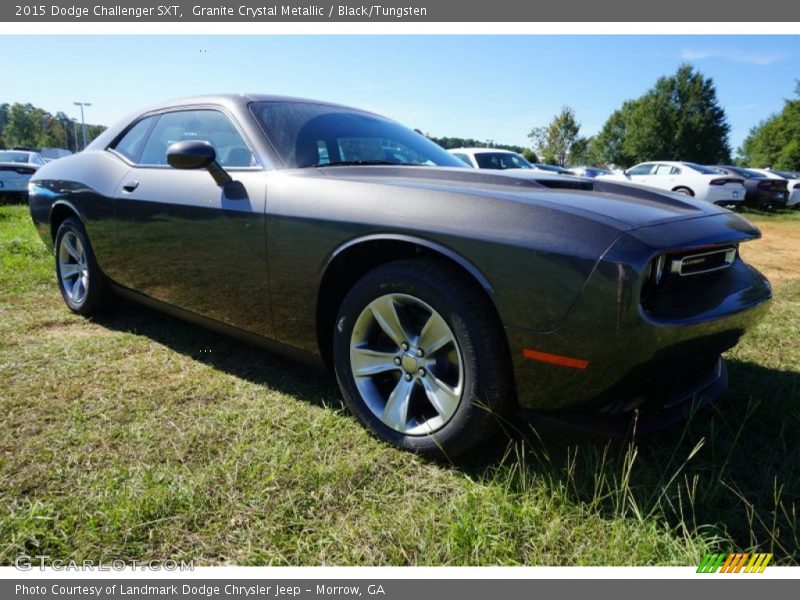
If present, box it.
[740,218,800,284]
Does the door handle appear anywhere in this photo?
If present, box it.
[122,180,139,192]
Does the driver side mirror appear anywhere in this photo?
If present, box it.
[166,140,232,187]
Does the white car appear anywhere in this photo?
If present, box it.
[0,150,45,197]
[749,168,800,208]
[598,161,747,207]
[448,148,548,172]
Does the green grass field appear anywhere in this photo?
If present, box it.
[1,203,798,565]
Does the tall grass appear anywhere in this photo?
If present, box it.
[1,203,798,565]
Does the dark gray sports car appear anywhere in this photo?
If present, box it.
[28,95,771,456]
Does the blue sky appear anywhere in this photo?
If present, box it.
[2,35,798,152]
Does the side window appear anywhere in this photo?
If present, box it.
[112,116,158,163]
[316,141,330,165]
[654,165,673,175]
[452,153,472,166]
[671,167,682,175]
[474,153,499,169]
[139,110,255,168]
[628,163,655,176]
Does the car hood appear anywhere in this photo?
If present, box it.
[313,165,730,231]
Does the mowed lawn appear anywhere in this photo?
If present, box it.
[0,202,798,566]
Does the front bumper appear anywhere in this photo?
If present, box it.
[522,357,727,437]
[506,212,771,415]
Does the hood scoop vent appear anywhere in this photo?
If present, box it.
[534,178,594,191]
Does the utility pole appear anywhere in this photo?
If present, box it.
[73,101,92,150]
[71,118,79,151]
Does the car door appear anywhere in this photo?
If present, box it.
[108,108,273,338]
[651,164,678,191]
[625,163,656,186]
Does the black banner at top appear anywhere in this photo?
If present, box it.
[3,0,800,22]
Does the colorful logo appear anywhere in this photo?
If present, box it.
[697,553,772,573]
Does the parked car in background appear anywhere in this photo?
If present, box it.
[448,148,546,171]
[531,163,576,175]
[40,147,74,163]
[28,94,772,456]
[598,161,746,208]
[711,165,788,210]
[749,168,800,208]
[0,149,45,199]
[570,166,614,178]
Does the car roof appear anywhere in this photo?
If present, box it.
[448,148,520,155]
[132,93,370,115]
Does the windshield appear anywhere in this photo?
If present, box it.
[734,167,765,179]
[716,166,764,179]
[684,162,719,175]
[585,167,613,176]
[0,151,32,163]
[473,152,532,170]
[250,101,465,169]
[534,163,571,174]
[772,170,800,179]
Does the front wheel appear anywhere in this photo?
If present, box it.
[54,217,113,315]
[332,260,512,458]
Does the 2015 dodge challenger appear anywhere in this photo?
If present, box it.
[28,95,772,456]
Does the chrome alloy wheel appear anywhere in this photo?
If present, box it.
[349,293,464,435]
[58,231,89,305]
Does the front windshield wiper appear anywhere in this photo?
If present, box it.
[310,160,419,168]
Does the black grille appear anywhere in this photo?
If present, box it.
[672,247,736,276]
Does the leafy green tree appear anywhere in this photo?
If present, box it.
[4,103,39,147]
[527,106,586,167]
[427,135,528,155]
[591,65,731,167]
[739,82,800,170]
[521,148,539,163]
[588,106,632,166]
[0,102,105,150]
[0,103,9,147]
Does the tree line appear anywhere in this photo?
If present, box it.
[423,134,538,162]
[437,64,799,171]
[0,102,106,152]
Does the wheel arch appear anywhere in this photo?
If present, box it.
[672,185,695,196]
[315,234,505,374]
[49,200,83,242]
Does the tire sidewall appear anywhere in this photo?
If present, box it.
[54,217,103,314]
[333,265,490,455]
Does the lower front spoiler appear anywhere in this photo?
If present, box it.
[521,357,727,438]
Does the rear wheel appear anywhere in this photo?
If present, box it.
[332,260,511,458]
[673,187,694,196]
[54,217,113,315]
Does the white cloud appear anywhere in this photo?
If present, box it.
[679,48,785,65]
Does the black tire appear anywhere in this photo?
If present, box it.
[54,217,113,315]
[673,187,694,196]
[332,259,512,459]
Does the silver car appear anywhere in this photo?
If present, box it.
[0,150,45,197]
